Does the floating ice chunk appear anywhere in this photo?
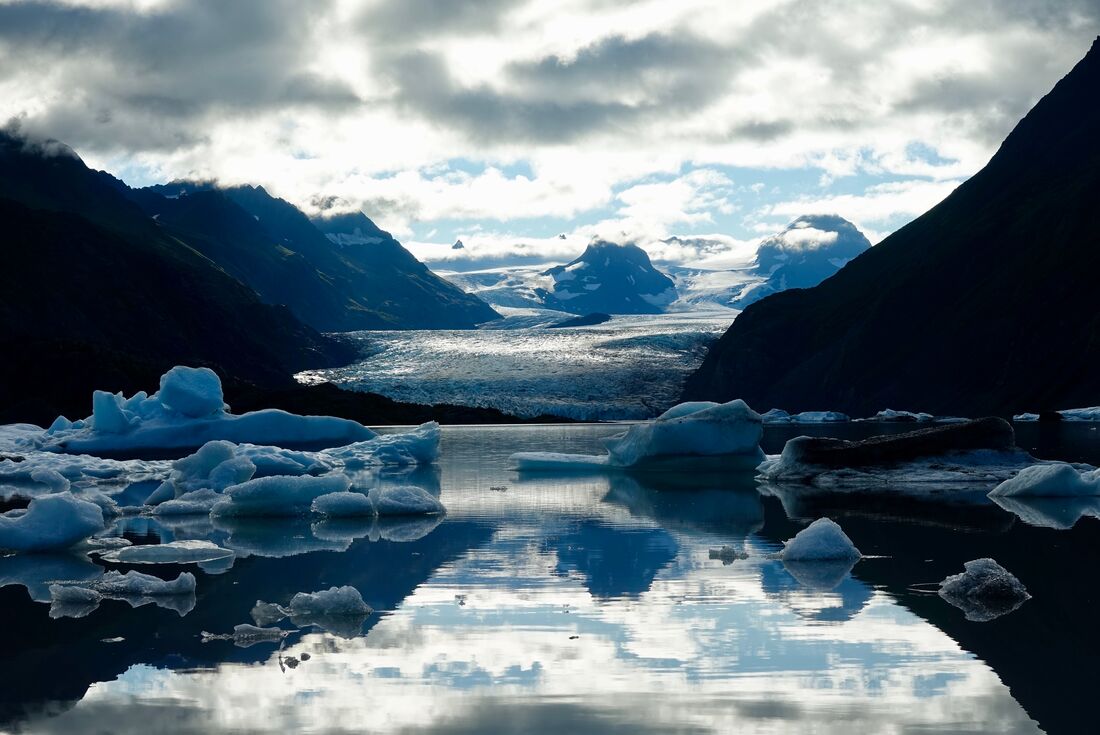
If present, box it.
[30,468,70,492]
[202,624,287,647]
[779,518,861,562]
[938,558,1030,622]
[369,485,445,516]
[0,493,105,552]
[91,569,197,597]
[48,584,103,619]
[253,585,373,638]
[312,491,374,517]
[790,411,850,423]
[320,422,440,468]
[99,540,234,565]
[46,416,73,434]
[708,545,747,564]
[79,489,121,517]
[761,408,792,424]
[238,444,330,477]
[50,570,197,618]
[153,488,223,515]
[606,400,763,467]
[42,367,376,456]
[872,409,934,422]
[513,399,763,471]
[212,474,353,517]
[1014,406,1100,422]
[989,462,1100,497]
[0,553,103,602]
[158,366,226,418]
[170,440,256,495]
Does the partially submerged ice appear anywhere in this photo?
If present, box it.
[202,624,288,647]
[369,485,445,516]
[0,493,105,552]
[511,399,764,471]
[989,462,1100,498]
[252,585,372,638]
[759,417,1035,487]
[98,539,234,565]
[938,558,1030,622]
[211,474,353,517]
[49,570,197,618]
[312,491,375,517]
[37,366,376,456]
[779,518,862,562]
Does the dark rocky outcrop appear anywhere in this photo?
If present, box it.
[684,38,1100,417]
[780,417,1016,468]
[541,241,676,314]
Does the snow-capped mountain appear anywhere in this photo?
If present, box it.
[541,241,677,314]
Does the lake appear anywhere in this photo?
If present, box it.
[2,423,1098,734]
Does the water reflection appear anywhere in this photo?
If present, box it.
[4,425,1096,733]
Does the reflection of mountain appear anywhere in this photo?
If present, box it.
[543,521,679,598]
[757,494,1100,735]
[603,472,764,537]
[0,519,493,729]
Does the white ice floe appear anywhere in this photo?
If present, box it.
[870,409,934,422]
[35,366,376,456]
[512,399,763,470]
[29,468,70,492]
[50,570,197,618]
[988,462,1100,497]
[312,491,375,517]
[253,585,372,638]
[790,411,850,423]
[320,422,440,468]
[212,473,352,517]
[938,558,1030,622]
[0,493,105,552]
[99,539,234,565]
[1013,406,1100,422]
[369,485,445,516]
[152,488,223,515]
[779,518,861,561]
[202,624,288,646]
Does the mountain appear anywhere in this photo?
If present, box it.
[541,241,677,315]
[664,217,871,310]
[683,38,1100,417]
[0,132,352,424]
[139,183,499,330]
[312,211,501,328]
[733,215,870,307]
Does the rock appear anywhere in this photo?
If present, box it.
[780,417,1015,468]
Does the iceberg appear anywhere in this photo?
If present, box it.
[759,418,1034,488]
[50,570,198,618]
[761,408,792,424]
[779,518,861,562]
[938,558,1030,622]
[1013,406,1100,422]
[253,585,372,638]
[988,462,1100,497]
[369,485,445,516]
[0,493,105,552]
[211,473,353,517]
[870,409,934,422]
[790,411,850,423]
[99,539,234,565]
[39,366,376,456]
[312,491,375,517]
[202,624,288,647]
[512,399,763,471]
[320,422,441,468]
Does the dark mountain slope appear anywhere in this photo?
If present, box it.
[143,182,499,329]
[684,38,1100,416]
[0,134,353,424]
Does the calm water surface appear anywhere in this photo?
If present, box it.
[3,424,1099,734]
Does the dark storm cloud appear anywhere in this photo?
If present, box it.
[0,0,359,153]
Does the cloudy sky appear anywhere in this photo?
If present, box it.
[1,0,1097,268]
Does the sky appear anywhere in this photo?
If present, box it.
[1,0,1097,269]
